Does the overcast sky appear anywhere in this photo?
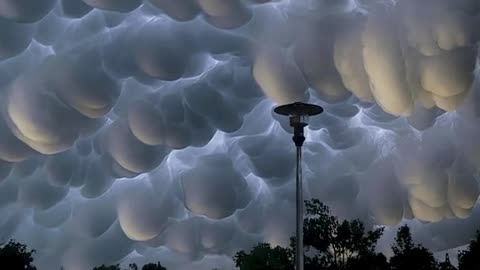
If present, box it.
[0,0,479,269]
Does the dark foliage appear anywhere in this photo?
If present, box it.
[92,262,166,270]
[0,240,37,270]
[234,199,387,270]
[7,200,480,270]
[438,254,456,270]
[93,265,122,270]
[234,243,294,270]
[345,253,389,270]
[302,199,385,270]
[389,225,438,270]
[141,262,167,270]
[458,231,480,270]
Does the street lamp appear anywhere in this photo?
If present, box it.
[274,102,323,270]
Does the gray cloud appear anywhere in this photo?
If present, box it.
[0,0,56,22]
[0,0,479,269]
[81,0,142,13]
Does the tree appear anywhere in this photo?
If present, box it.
[234,200,385,270]
[93,265,121,270]
[438,254,457,270]
[233,243,293,270]
[458,231,480,270]
[0,240,37,270]
[302,199,385,269]
[346,253,389,270]
[92,262,167,270]
[142,262,167,270]
[389,225,437,270]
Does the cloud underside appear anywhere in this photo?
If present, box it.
[0,0,480,269]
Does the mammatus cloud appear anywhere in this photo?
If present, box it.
[0,0,479,269]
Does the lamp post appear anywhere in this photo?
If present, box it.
[274,102,323,270]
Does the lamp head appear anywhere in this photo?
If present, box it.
[274,102,323,117]
[274,102,323,127]
[274,102,324,147]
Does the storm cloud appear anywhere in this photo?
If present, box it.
[0,0,480,269]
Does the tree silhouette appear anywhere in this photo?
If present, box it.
[302,199,385,269]
[438,254,457,270]
[345,252,389,270]
[234,199,385,270]
[92,263,167,270]
[233,243,293,270]
[141,262,167,270]
[458,231,480,270]
[21,198,480,270]
[0,240,37,270]
[93,265,121,270]
[389,225,438,270]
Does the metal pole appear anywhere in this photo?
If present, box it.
[273,102,323,270]
[296,145,304,270]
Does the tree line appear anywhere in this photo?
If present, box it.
[1,199,479,270]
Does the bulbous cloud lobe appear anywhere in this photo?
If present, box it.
[0,0,56,22]
[179,154,251,219]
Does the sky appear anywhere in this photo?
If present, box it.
[0,0,479,269]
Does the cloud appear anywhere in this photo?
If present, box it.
[0,0,56,22]
[179,154,251,219]
[253,46,307,104]
[0,18,34,60]
[0,0,479,269]
[81,0,142,13]
[147,0,199,22]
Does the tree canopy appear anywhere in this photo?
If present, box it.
[389,225,438,270]
[234,199,388,270]
[458,231,480,270]
[438,254,456,270]
[303,199,385,269]
[234,200,452,270]
[93,265,122,270]
[234,243,293,270]
[93,262,167,270]
[0,240,37,270]
[141,262,167,270]
[6,199,480,270]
